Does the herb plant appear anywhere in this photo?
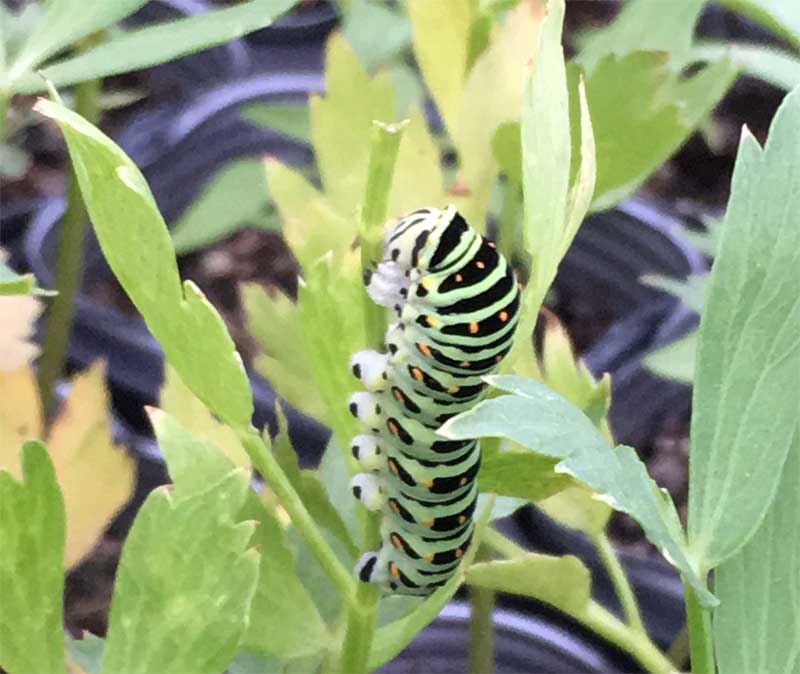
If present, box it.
[1,1,798,673]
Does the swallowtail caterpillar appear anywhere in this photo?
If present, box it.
[348,205,521,595]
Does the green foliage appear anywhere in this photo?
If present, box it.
[67,633,105,674]
[103,468,259,674]
[478,446,569,503]
[341,0,412,71]
[693,40,800,91]
[10,0,298,94]
[0,441,66,674]
[466,553,591,615]
[717,0,800,48]
[715,433,800,674]
[0,257,54,295]
[687,85,800,571]
[440,375,715,608]
[171,159,277,255]
[242,103,311,142]
[35,93,254,430]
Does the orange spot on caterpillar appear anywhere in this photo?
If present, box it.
[421,479,434,488]
[411,367,424,382]
[388,459,399,475]
[455,273,463,283]
[469,322,479,334]
[417,343,433,357]
[393,388,404,402]
[455,548,463,558]
[389,562,400,577]
[425,315,438,327]
[476,260,486,269]
[391,533,402,549]
[425,554,434,562]
[488,241,497,249]
[390,499,400,513]
[448,385,460,394]
[388,419,399,435]
[459,360,470,368]
[459,515,467,524]
[499,310,509,322]
[459,477,468,486]
[422,520,434,528]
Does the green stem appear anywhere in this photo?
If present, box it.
[238,430,358,610]
[497,178,523,268]
[469,548,496,674]
[667,624,690,670]
[37,77,101,421]
[0,91,10,145]
[482,526,526,560]
[338,119,408,674]
[684,577,715,674]
[579,602,676,674]
[593,532,647,635]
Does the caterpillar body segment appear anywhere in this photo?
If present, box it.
[349,205,520,595]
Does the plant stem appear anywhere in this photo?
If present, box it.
[239,429,358,610]
[36,77,101,420]
[497,178,523,268]
[667,624,690,670]
[0,91,10,145]
[684,577,715,674]
[593,532,647,635]
[579,602,675,674]
[469,548,496,674]
[482,526,526,560]
[338,119,408,674]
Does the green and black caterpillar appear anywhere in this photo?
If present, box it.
[348,205,521,595]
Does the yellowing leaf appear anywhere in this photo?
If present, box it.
[539,485,611,536]
[47,362,135,567]
[0,293,43,372]
[159,364,249,469]
[0,366,43,465]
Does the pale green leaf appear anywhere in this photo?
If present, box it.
[148,409,330,661]
[67,634,105,674]
[693,41,800,91]
[715,431,800,674]
[644,332,697,384]
[35,94,254,431]
[407,0,472,138]
[341,0,412,71]
[492,121,522,184]
[15,0,298,93]
[242,103,310,142]
[687,86,800,570]
[103,470,259,674]
[318,439,361,546]
[310,34,395,217]
[440,374,716,607]
[539,486,611,536]
[171,159,276,255]
[0,441,66,674]
[466,553,591,615]
[479,443,570,503]
[640,273,707,314]
[0,258,54,296]
[577,0,706,73]
[227,650,281,674]
[717,0,800,49]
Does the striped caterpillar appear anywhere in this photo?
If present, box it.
[348,205,521,595]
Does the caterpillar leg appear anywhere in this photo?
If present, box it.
[348,392,382,429]
[351,473,385,511]
[350,351,389,391]
[350,434,384,472]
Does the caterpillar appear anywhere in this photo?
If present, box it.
[347,204,521,595]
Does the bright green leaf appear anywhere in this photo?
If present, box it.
[715,431,800,674]
[171,159,276,255]
[577,0,706,73]
[15,0,298,93]
[479,443,570,503]
[466,553,591,615]
[407,0,472,138]
[0,441,66,674]
[103,470,259,674]
[0,257,54,296]
[440,374,716,607]
[242,103,311,142]
[35,93,254,431]
[693,41,800,91]
[492,121,522,184]
[539,485,611,536]
[687,86,800,570]
[148,409,331,661]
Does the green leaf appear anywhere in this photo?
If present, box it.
[687,86,800,571]
[0,441,66,674]
[0,258,54,296]
[15,0,298,93]
[103,470,259,674]
[341,0,412,71]
[479,443,570,503]
[242,103,311,142]
[492,121,522,184]
[717,0,800,49]
[539,486,611,536]
[35,92,253,431]
[643,332,697,384]
[5,0,147,89]
[576,0,706,73]
[67,634,105,674]
[148,409,330,662]
[640,273,707,314]
[310,33,395,218]
[407,0,472,138]
[318,439,361,546]
[227,650,281,674]
[575,52,737,211]
[466,553,591,615]
[692,41,800,91]
[171,159,276,255]
[714,431,800,674]
[440,374,716,607]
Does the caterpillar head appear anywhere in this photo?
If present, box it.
[383,207,446,270]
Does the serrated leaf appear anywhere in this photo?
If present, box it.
[687,86,800,571]
[160,364,249,468]
[47,362,134,567]
[310,34,395,218]
[0,441,67,674]
[35,93,254,431]
[171,159,275,255]
[407,0,472,138]
[0,293,42,371]
[103,470,259,674]
[715,430,800,674]
[148,409,330,661]
[466,553,591,615]
[14,0,298,93]
[440,374,716,607]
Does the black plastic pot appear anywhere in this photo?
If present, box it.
[379,601,638,673]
